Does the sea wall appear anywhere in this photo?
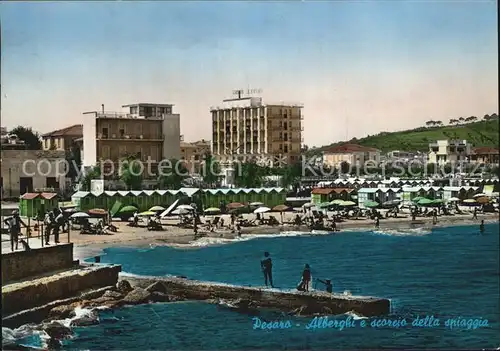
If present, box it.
[1,244,75,285]
[2,264,122,317]
[126,276,390,317]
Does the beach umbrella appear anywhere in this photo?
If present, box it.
[250,202,264,207]
[417,198,433,206]
[329,199,344,205]
[63,208,77,213]
[149,205,165,212]
[70,212,89,218]
[473,193,487,198]
[364,200,379,208]
[254,206,271,214]
[431,199,444,205]
[318,202,331,209]
[476,197,490,204]
[340,201,356,207]
[204,207,221,214]
[302,202,314,208]
[172,208,191,215]
[139,211,156,217]
[178,204,194,211]
[273,204,290,212]
[412,196,425,203]
[463,199,477,203]
[119,205,138,213]
[227,202,245,209]
[448,197,460,202]
[88,208,108,216]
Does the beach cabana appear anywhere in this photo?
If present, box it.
[19,192,58,218]
[311,188,337,204]
[357,188,400,208]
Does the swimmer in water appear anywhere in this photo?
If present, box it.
[479,220,485,233]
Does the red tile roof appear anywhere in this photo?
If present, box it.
[323,144,380,154]
[311,188,336,195]
[42,124,83,138]
[472,147,499,154]
[41,192,57,199]
[20,193,39,200]
[20,192,57,200]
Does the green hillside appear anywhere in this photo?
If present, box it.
[311,119,499,154]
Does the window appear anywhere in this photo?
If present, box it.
[102,145,110,158]
[283,122,287,130]
[102,128,109,138]
[46,177,58,189]
[284,133,288,141]
[284,145,288,153]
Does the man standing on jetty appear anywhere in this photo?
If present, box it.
[261,252,274,288]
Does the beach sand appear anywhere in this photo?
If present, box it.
[59,211,499,260]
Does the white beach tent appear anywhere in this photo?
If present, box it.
[160,199,179,218]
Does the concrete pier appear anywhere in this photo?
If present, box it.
[125,275,391,317]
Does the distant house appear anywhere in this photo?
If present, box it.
[470,147,499,165]
[322,144,381,169]
[42,124,83,152]
[428,139,472,165]
[401,186,444,204]
[442,186,480,201]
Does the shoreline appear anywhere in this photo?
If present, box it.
[72,213,499,260]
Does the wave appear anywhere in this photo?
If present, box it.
[156,230,333,249]
[2,324,50,350]
[370,227,431,237]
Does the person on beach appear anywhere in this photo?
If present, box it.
[317,278,333,293]
[297,264,312,292]
[44,211,54,244]
[53,211,61,243]
[4,210,27,251]
[479,220,485,233]
[260,252,274,288]
[375,217,380,229]
[472,208,478,220]
[236,222,241,237]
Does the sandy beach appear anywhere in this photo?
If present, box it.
[55,211,499,260]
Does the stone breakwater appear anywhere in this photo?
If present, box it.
[2,275,390,349]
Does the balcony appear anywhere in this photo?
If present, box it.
[96,134,163,141]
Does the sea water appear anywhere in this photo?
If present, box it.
[62,223,499,349]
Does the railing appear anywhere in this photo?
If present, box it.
[1,219,71,253]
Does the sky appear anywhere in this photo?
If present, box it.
[1,1,498,147]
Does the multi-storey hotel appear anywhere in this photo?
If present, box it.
[211,92,304,166]
[82,103,181,178]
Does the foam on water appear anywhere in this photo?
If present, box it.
[370,227,431,237]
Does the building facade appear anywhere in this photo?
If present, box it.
[428,139,472,165]
[1,150,66,198]
[41,124,83,151]
[322,144,381,169]
[82,103,181,178]
[469,147,499,165]
[180,139,211,174]
[210,95,303,166]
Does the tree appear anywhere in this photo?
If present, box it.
[10,126,42,149]
[158,159,189,189]
[234,161,264,188]
[66,141,82,180]
[339,161,351,174]
[119,156,143,190]
[449,118,458,125]
[483,114,491,120]
[280,162,302,188]
[434,121,443,127]
[201,152,221,188]
[425,120,435,127]
[490,113,498,120]
[458,117,465,124]
[79,165,101,191]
